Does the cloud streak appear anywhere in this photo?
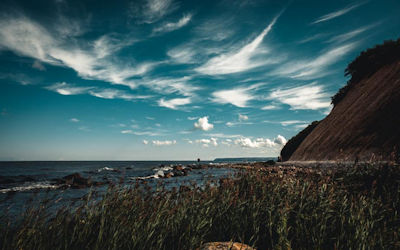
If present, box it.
[195,12,283,75]
[153,13,192,34]
[312,2,367,24]
[158,97,192,109]
[268,83,331,110]
[272,42,358,79]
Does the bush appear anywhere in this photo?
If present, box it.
[331,38,400,106]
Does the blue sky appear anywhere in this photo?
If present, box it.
[0,0,399,160]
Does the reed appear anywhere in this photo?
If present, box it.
[1,162,399,249]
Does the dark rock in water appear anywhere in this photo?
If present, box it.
[164,172,174,178]
[173,170,184,177]
[264,160,276,166]
[174,165,184,171]
[53,173,106,189]
[199,242,254,250]
[0,176,15,185]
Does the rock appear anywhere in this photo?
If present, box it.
[198,242,255,250]
[265,160,276,166]
[174,165,184,171]
[53,173,106,189]
[164,172,174,178]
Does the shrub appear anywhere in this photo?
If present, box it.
[331,38,400,106]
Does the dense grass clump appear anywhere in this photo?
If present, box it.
[1,163,400,249]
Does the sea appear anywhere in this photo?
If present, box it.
[0,159,274,216]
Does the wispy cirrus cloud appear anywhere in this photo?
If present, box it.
[0,15,154,90]
[153,13,192,34]
[88,89,151,100]
[211,84,264,108]
[312,1,368,24]
[327,23,379,44]
[122,130,160,136]
[46,82,151,101]
[268,83,331,110]
[46,82,92,96]
[272,42,358,79]
[195,12,283,75]
[158,97,192,109]
[129,0,178,24]
[140,76,199,97]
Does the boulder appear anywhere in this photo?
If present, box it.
[198,242,255,250]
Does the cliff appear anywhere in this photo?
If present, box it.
[281,39,400,161]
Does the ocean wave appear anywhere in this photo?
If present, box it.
[0,182,60,193]
[97,167,115,172]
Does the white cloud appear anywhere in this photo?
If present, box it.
[167,46,196,64]
[122,130,160,136]
[143,140,149,145]
[261,105,279,110]
[269,83,331,110]
[158,97,192,109]
[238,114,249,121]
[129,0,178,24]
[274,135,287,145]
[146,116,155,120]
[121,130,134,134]
[272,42,358,79]
[46,82,151,101]
[194,116,214,131]
[327,24,377,44]
[226,122,235,127]
[141,76,199,97]
[280,120,307,126]
[153,13,192,33]
[187,116,198,120]
[234,135,287,149]
[0,15,153,90]
[195,138,218,147]
[70,118,79,122]
[195,13,282,75]
[194,16,235,41]
[46,82,91,96]
[89,89,151,100]
[151,140,177,146]
[212,88,254,108]
[32,60,45,71]
[312,2,367,24]
[205,133,241,139]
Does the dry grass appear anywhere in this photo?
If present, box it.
[1,162,400,249]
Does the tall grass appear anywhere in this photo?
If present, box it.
[1,163,400,249]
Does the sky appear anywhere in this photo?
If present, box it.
[0,0,399,161]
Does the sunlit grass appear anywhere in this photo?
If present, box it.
[1,162,400,249]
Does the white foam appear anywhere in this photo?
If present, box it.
[0,182,60,193]
[97,167,115,172]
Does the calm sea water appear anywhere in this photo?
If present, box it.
[0,160,244,215]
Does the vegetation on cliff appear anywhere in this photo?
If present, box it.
[280,121,320,161]
[1,162,400,249]
[332,38,400,106]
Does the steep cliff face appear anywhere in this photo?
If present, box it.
[282,40,400,161]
